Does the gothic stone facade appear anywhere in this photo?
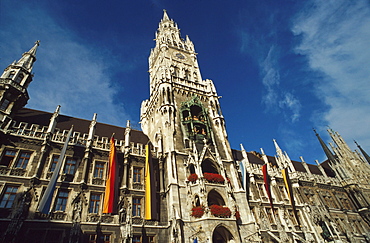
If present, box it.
[0,11,369,243]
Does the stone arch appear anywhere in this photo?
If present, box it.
[188,164,196,174]
[212,224,235,243]
[201,158,219,174]
[207,189,225,206]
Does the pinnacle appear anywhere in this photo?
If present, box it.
[162,9,170,21]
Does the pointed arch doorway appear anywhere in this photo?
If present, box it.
[212,225,235,243]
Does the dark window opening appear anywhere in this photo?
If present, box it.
[212,225,234,243]
[189,164,196,174]
[201,159,219,174]
[0,150,16,167]
[15,74,24,84]
[207,190,225,206]
[0,99,10,111]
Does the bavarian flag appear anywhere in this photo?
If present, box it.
[145,143,157,220]
[282,167,300,226]
[103,135,118,214]
[38,126,73,214]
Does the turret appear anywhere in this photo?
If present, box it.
[0,41,40,125]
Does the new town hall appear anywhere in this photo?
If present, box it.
[0,11,369,243]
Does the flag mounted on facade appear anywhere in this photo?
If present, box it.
[144,143,157,220]
[240,161,246,190]
[262,164,274,210]
[103,135,118,214]
[282,167,300,226]
[38,126,74,214]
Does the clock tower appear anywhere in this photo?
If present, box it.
[141,11,258,242]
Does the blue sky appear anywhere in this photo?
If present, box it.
[1,0,369,164]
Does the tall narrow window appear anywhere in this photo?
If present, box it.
[50,156,59,172]
[15,151,32,169]
[0,150,16,167]
[132,197,142,217]
[63,158,76,175]
[0,186,19,208]
[0,99,10,111]
[15,74,24,84]
[133,167,142,183]
[93,162,105,178]
[55,191,69,211]
[89,193,101,214]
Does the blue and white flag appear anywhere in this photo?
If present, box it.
[38,126,73,214]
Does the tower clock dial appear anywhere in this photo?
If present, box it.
[174,52,186,60]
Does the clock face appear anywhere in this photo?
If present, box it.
[175,53,185,60]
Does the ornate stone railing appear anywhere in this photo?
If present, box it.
[3,120,148,156]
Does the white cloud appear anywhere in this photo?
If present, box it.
[260,46,301,123]
[292,0,370,150]
[0,3,130,126]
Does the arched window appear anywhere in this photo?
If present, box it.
[212,225,234,243]
[194,195,200,207]
[201,159,218,174]
[189,164,195,174]
[207,190,225,206]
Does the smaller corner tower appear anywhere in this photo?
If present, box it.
[0,41,39,126]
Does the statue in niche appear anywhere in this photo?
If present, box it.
[72,198,82,223]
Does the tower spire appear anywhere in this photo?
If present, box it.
[16,40,40,71]
[0,41,40,124]
[314,129,337,164]
[355,140,370,164]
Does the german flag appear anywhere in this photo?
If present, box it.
[262,164,274,210]
[103,136,118,214]
[282,167,300,226]
[145,144,157,220]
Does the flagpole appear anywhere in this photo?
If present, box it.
[38,126,74,214]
